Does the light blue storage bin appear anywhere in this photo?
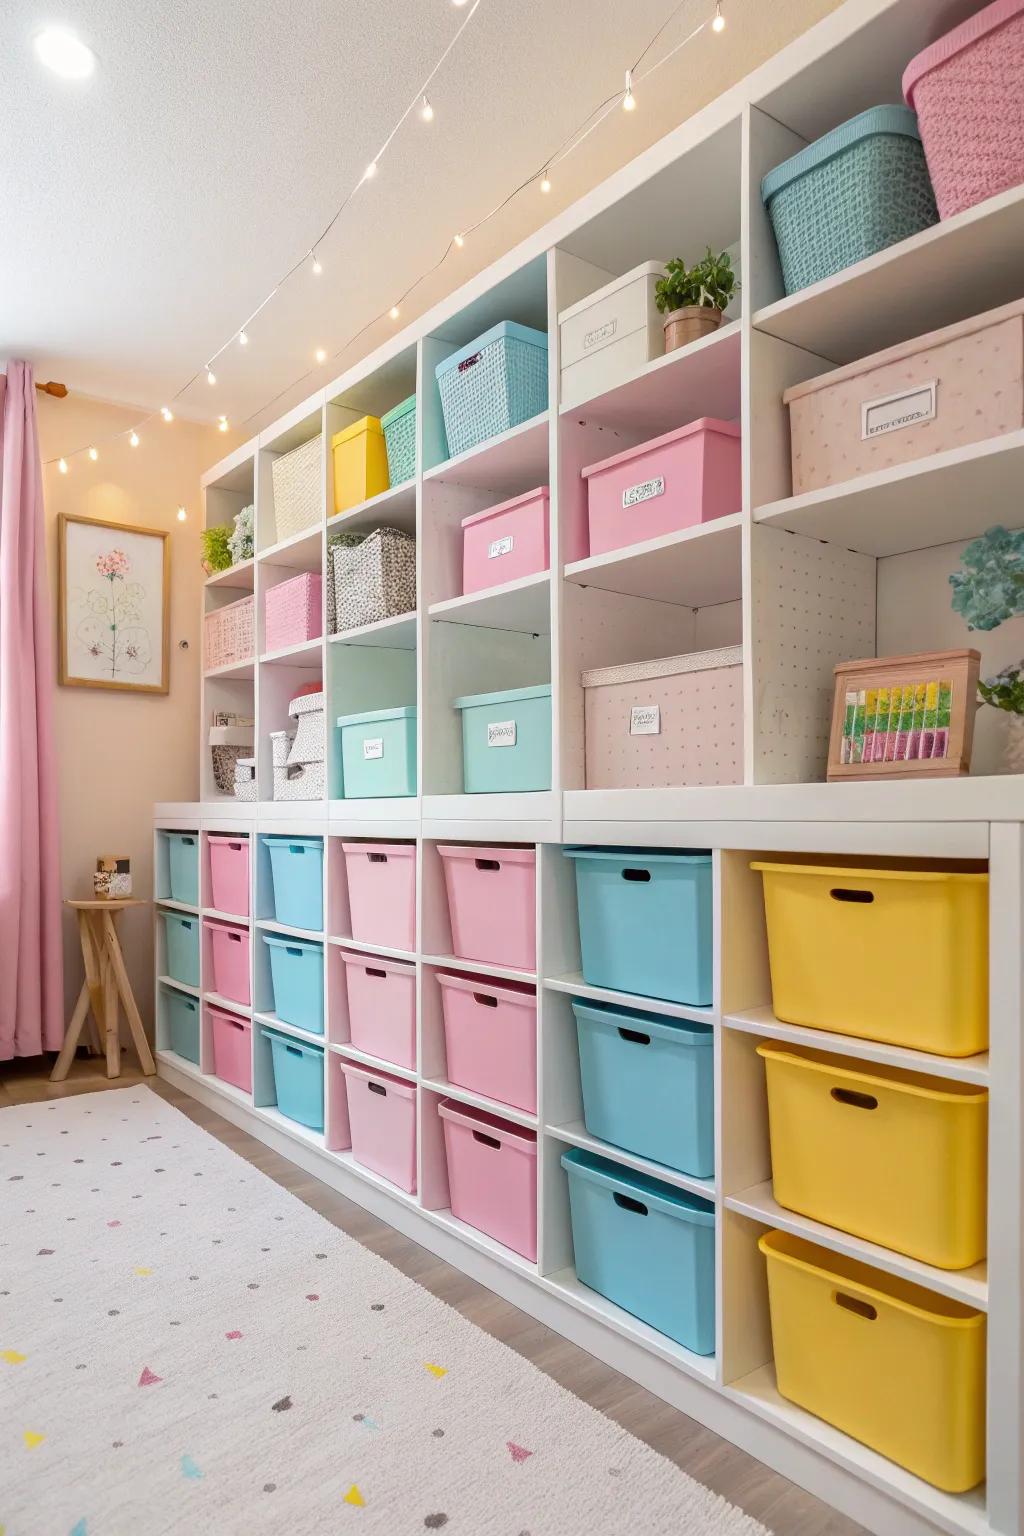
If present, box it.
[160,910,200,988]
[261,836,324,931]
[434,321,548,459]
[381,394,417,485]
[165,988,200,1064]
[562,1148,715,1353]
[263,934,324,1035]
[262,1027,325,1132]
[454,683,551,794]
[166,832,199,906]
[336,706,417,798]
[563,847,713,1006]
[573,998,714,1178]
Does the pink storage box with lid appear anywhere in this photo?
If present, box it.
[461,486,550,596]
[341,841,416,952]
[437,845,536,972]
[204,594,254,670]
[208,834,250,917]
[439,1099,538,1260]
[210,1005,252,1093]
[204,918,251,1006]
[783,297,1024,494]
[264,572,323,653]
[581,418,741,558]
[437,972,537,1114]
[903,0,1024,221]
[341,949,417,1071]
[340,1060,417,1192]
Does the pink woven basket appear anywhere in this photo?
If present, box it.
[204,595,254,670]
[264,572,323,653]
[904,0,1024,219]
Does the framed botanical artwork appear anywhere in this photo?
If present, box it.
[58,514,170,693]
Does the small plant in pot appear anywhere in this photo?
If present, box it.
[655,248,736,353]
[979,662,1024,773]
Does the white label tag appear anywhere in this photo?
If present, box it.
[487,719,517,748]
[622,476,665,509]
[584,318,617,351]
[362,737,384,760]
[861,381,937,439]
[630,704,661,736]
[488,535,514,559]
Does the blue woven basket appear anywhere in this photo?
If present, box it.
[381,394,417,485]
[435,321,548,459]
[762,105,938,295]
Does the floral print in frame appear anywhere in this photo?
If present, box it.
[58,514,170,693]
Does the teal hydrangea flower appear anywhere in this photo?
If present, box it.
[949,526,1024,632]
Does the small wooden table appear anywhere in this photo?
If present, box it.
[51,900,157,1082]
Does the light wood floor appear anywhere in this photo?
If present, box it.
[1,1053,866,1536]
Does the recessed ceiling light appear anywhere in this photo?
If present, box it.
[34,26,95,80]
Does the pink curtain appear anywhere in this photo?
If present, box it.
[0,362,63,1057]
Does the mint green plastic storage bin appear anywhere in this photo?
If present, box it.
[262,1027,325,1132]
[381,394,417,485]
[160,909,200,988]
[165,988,200,1064]
[337,706,417,798]
[166,832,199,905]
[454,683,551,793]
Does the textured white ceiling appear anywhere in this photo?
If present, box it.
[1,0,840,433]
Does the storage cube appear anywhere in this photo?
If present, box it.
[264,572,322,654]
[203,595,254,670]
[437,844,536,971]
[583,646,743,790]
[454,684,552,794]
[262,835,324,931]
[760,1231,985,1491]
[341,950,417,1070]
[342,841,416,952]
[331,416,390,516]
[165,989,200,1064]
[160,910,199,988]
[461,487,550,596]
[205,919,250,1007]
[435,321,549,459]
[271,434,322,540]
[564,847,713,1007]
[573,999,714,1177]
[559,262,666,410]
[438,972,537,1114]
[759,1044,987,1268]
[210,1006,252,1094]
[340,1061,417,1191]
[336,706,417,799]
[331,527,416,634]
[582,419,741,559]
[263,934,324,1035]
[562,1148,716,1353]
[166,832,199,906]
[439,1099,538,1260]
[208,725,253,793]
[752,861,988,1055]
[262,1028,325,1131]
[208,834,250,917]
[381,394,417,485]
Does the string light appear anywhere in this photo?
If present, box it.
[363,161,378,181]
[315,347,327,363]
[176,506,188,521]
[88,447,98,461]
[623,69,636,110]
[206,368,216,385]
[218,416,229,432]
[712,2,725,30]
[129,430,140,447]
[58,458,68,474]
[540,171,552,193]
[238,330,249,346]
[420,94,434,122]
[311,252,322,276]
[389,305,400,320]
[161,406,174,422]
[453,232,465,247]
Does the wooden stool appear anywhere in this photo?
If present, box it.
[51,900,156,1082]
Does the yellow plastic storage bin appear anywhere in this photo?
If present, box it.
[758,1044,987,1269]
[760,1230,986,1492]
[752,861,988,1055]
[331,416,390,516]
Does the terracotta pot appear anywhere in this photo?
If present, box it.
[663,306,723,353]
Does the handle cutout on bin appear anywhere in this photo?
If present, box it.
[288,844,307,855]
[367,1081,387,1097]
[613,1191,648,1216]
[228,933,243,944]
[473,992,498,1008]
[475,858,500,872]
[829,887,874,904]
[228,842,243,852]
[181,837,196,846]
[286,946,302,957]
[618,1027,650,1046]
[831,1087,878,1110]
[834,1291,877,1321]
[366,967,387,979]
[227,1019,244,1032]
[285,1044,302,1058]
[368,853,388,864]
[621,868,651,883]
[472,1130,501,1149]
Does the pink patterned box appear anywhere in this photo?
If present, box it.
[583,646,743,790]
[340,1061,417,1192]
[204,595,254,670]
[784,299,1024,494]
[264,572,323,653]
[438,1098,537,1261]
[461,486,550,595]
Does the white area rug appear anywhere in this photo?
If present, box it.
[1,1088,768,1536]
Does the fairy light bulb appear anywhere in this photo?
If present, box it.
[420,94,434,122]
[623,69,636,110]
[454,232,465,247]
[389,305,400,321]
[218,416,229,432]
[88,447,98,461]
[58,457,68,474]
[206,368,216,385]
[315,347,327,363]
[176,506,187,522]
[239,330,249,346]
[364,160,377,181]
[540,171,552,193]
[129,430,140,447]
[311,252,322,276]
[161,406,174,422]
[712,3,725,31]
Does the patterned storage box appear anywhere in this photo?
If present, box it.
[381,394,417,485]
[204,595,254,670]
[208,724,254,793]
[273,760,325,801]
[288,691,326,763]
[234,757,257,802]
[331,527,416,634]
[435,322,548,459]
[264,572,322,653]
[271,434,322,539]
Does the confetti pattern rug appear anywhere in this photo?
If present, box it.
[1,1088,768,1536]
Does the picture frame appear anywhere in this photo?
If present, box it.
[58,513,170,694]
[827,649,981,781]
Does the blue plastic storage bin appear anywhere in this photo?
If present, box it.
[166,832,199,906]
[435,321,549,459]
[336,706,417,798]
[454,683,552,793]
[262,1027,325,1131]
[261,835,324,931]
[263,934,324,1035]
[160,909,200,989]
[562,1148,715,1353]
[564,847,713,1006]
[573,998,714,1177]
[165,988,200,1064]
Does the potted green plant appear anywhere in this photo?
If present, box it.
[655,248,737,353]
[200,524,232,574]
[979,663,1024,773]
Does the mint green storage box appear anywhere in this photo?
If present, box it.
[337,706,417,798]
[454,683,552,793]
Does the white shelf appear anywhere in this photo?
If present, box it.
[155,897,199,914]
[205,558,255,592]
[420,1077,538,1129]
[255,1104,326,1150]
[259,637,324,667]
[723,1007,989,1086]
[543,1266,717,1383]
[424,412,549,493]
[157,975,200,998]
[204,991,252,1018]
[560,320,741,434]
[422,954,536,985]
[424,1206,538,1276]
[328,935,416,962]
[329,611,417,649]
[204,658,255,681]
[329,1041,418,1083]
[202,907,250,926]
[327,797,421,830]
[547,1121,715,1201]
[331,1148,420,1204]
[564,514,742,609]
[545,972,715,1027]
[328,479,416,536]
[256,918,324,941]
[258,524,323,569]
[428,571,551,635]
[253,1011,326,1047]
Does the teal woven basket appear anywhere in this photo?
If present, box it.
[762,105,938,295]
[435,321,548,459]
[381,394,416,485]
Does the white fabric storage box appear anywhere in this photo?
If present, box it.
[331,527,416,634]
[271,434,322,540]
[273,760,325,801]
[234,757,257,802]
[270,730,293,767]
[288,691,325,764]
[558,262,666,409]
[583,646,743,789]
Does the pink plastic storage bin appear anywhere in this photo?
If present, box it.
[341,950,417,1070]
[904,0,1024,220]
[340,1061,417,1192]
[204,595,254,670]
[581,418,741,559]
[205,918,251,1006]
[342,841,416,952]
[462,486,550,596]
[437,972,537,1113]
[439,1099,538,1260]
[264,572,323,654]
[208,834,250,917]
[437,845,536,972]
[210,1005,252,1093]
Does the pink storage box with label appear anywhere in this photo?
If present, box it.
[208,834,250,917]
[341,950,417,1071]
[783,298,1024,494]
[204,918,251,1006]
[342,841,416,952]
[461,486,550,596]
[903,0,1024,220]
[581,418,741,559]
[340,1061,417,1192]
[583,646,743,790]
[437,972,537,1114]
[439,1099,537,1260]
[210,1005,252,1094]
[264,572,323,653]
[204,595,254,670]
[437,845,536,972]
